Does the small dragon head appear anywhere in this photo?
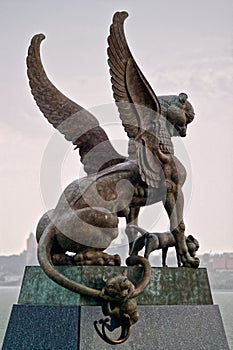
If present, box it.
[102,269,135,300]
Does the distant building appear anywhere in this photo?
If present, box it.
[25,232,38,265]
[226,256,233,269]
[212,253,233,271]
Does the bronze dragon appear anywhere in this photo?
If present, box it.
[27,11,199,297]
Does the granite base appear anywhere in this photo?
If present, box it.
[2,266,229,349]
[3,304,229,350]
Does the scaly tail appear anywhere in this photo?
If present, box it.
[38,225,151,300]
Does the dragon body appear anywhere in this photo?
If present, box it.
[27,11,199,300]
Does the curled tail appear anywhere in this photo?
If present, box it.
[128,224,148,236]
[38,224,151,300]
[37,224,101,298]
[128,225,148,255]
[126,256,151,297]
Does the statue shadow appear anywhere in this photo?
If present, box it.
[94,316,123,342]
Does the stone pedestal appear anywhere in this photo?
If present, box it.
[2,266,230,349]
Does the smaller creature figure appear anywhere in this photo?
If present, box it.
[101,269,139,325]
[98,269,138,344]
[94,256,151,344]
[129,225,199,267]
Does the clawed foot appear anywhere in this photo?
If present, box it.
[74,251,121,266]
[180,253,200,268]
[51,252,121,266]
[52,253,74,265]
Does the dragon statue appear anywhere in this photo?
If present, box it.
[27,11,199,344]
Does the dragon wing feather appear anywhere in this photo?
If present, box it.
[108,12,163,187]
[27,34,125,174]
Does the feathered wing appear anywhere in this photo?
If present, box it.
[108,12,163,187]
[27,34,125,174]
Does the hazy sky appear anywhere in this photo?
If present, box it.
[0,0,232,256]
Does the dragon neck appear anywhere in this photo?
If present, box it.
[158,122,174,155]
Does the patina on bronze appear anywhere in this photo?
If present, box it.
[27,11,199,344]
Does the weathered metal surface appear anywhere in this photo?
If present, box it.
[27,12,199,303]
[18,266,82,305]
[18,266,213,306]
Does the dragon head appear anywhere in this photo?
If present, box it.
[160,93,195,138]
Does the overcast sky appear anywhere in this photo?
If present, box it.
[0,0,232,256]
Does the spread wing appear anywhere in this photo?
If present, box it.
[108,12,163,187]
[27,34,125,175]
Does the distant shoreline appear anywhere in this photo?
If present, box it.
[0,281,22,287]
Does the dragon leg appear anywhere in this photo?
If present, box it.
[125,207,140,253]
[164,182,199,268]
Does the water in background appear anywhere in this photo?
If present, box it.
[0,287,232,348]
[0,286,20,347]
